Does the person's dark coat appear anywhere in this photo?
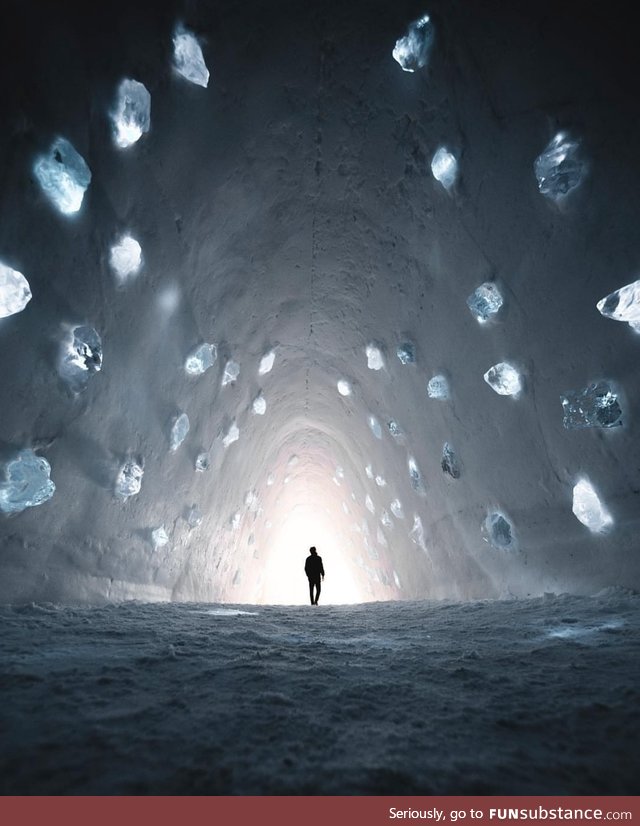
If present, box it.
[305,554,324,580]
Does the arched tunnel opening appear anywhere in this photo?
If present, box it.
[1,0,639,797]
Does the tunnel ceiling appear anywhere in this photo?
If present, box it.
[0,0,639,605]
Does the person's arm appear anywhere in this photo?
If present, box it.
[320,559,325,579]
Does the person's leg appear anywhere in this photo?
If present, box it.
[315,578,321,605]
[308,578,315,605]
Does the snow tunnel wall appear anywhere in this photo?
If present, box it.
[0,0,639,605]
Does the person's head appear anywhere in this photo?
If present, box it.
[309,546,317,555]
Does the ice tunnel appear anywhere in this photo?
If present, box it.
[1,0,640,607]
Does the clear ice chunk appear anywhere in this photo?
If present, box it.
[397,342,415,364]
[441,442,460,478]
[431,147,458,190]
[195,452,210,472]
[534,132,586,201]
[375,475,386,487]
[365,464,374,479]
[223,422,239,448]
[561,381,622,429]
[483,511,516,550]
[173,25,210,88]
[170,413,190,451]
[115,458,143,498]
[427,374,449,399]
[597,278,640,327]
[408,456,425,494]
[366,344,384,370]
[252,394,266,415]
[368,415,382,439]
[392,14,434,73]
[33,137,91,215]
[337,379,352,396]
[266,473,275,486]
[222,360,240,386]
[483,362,522,396]
[388,420,402,439]
[109,234,143,284]
[186,505,202,529]
[365,494,375,514]
[151,526,169,549]
[409,515,427,552]
[381,510,393,529]
[467,282,503,323]
[0,449,55,514]
[111,79,151,149]
[258,350,275,375]
[0,262,32,319]
[58,325,102,394]
[391,498,404,519]
[572,479,613,533]
[185,343,217,376]
[377,526,388,548]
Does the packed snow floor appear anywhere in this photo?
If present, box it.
[1,592,639,795]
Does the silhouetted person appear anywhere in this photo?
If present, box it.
[305,546,324,605]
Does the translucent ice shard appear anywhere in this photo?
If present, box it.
[392,13,434,73]
[245,490,259,512]
[170,413,190,451]
[252,393,266,415]
[0,262,32,318]
[410,515,427,552]
[266,473,275,486]
[597,278,640,328]
[258,350,275,375]
[397,342,415,364]
[375,475,386,488]
[337,379,352,396]
[173,25,210,88]
[111,79,151,148]
[483,362,522,396]
[377,526,388,548]
[195,452,210,472]
[115,458,143,498]
[467,282,503,323]
[109,234,142,284]
[365,464,374,479]
[441,442,460,478]
[0,449,55,514]
[390,498,404,519]
[408,456,425,494]
[335,466,345,479]
[561,381,622,429]
[365,494,375,514]
[58,325,102,394]
[483,511,516,550]
[368,415,382,439]
[186,505,202,529]
[151,526,169,550]
[572,478,613,533]
[33,137,91,215]
[381,510,393,529]
[427,374,449,399]
[534,132,585,201]
[222,360,240,386]
[388,420,402,439]
[223,422,239,448]
[431,147,458,190]
[185,343,217,376]
[366,344,384,370]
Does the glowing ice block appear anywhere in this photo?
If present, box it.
[33,137,91,215]
[597,279,640,328]
[258,350,275,375]
[467,282,503,322]
[572,479,613,533]
[561,381,622,429]
[337,379,351,396]
[58,325,102,394]
[366,344,384,370]
[151,526,169,549]
[185,343,217,376]
[393,14,434,73]
[170,413,190,451]
[252,394,266,415]
[110,235,142,284]
[115,459,143,498]
[173,26,210,87]
[222,360,240,386]
[0,262,31,318]
[431,147,457,190]
[427,374,449,399]
[111,79,150,148]
[0,449,55,514]
[484,362,521,396]
[534,132,585,201]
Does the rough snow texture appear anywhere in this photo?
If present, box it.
[0,595,638,793]
[1,0,640,605]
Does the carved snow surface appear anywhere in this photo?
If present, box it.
[467,282,503,323]
[483,511,516,551]
[0,262,31,318]
[151,526,169,550]
[0,449,55,514]
[173,26,209,87]
[427,374,449,399]
[58,325,102,394]
[534,132,586,201]
[572,479,613,533]
[441,442,460,478]
[431,147,458,190]
[111,79,151,148]
[484,362,522,396]
[170,413,190,452]
[33,137,91,215]
[185,343,217,376]
[561,381,623,429]
[110,235,143,284]
[115,458,143,499]
[597,279,640,330]
[393,14,434,73]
